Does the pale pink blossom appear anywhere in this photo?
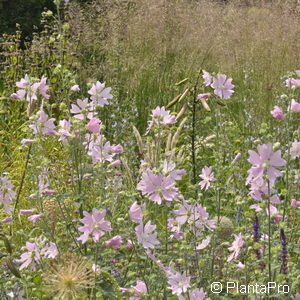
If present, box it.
[58,120,72,142]
[285,78,300,88]
[129,202,143,223]
[0,176,16,214]
[291,99,300,113]
[28,214,42,224]
[21,139,34,146]
[29,110,57,136]
[227,233,244,262]
[20,209,34,215]
[167,270,191,296]
[77,208,112,244]
[137,169,179,204]
[135,221,160,249]
[147,106,176,131]
[270,106,284,120]
[70,98,95,120]
[290,141,300,158]
[17,242,41,270]
[247,143,286,185]
[211,74,234,100]
[199,166,215,190]
[291,199,300,208]
[41,242,59,259]
[71,84,80,92]
[2,216,13,224]
[196,236,211,250]
[105,235,123,249]
[88,81,113,107]
[87,118,101,133]
[202,70,212,86]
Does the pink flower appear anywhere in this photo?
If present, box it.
[105,235,123,249]
[129,202,143,223]
[131,280,147,298]
[0,176,16,215]
[232,152,241,164]
[29,110,57,136]
[211,74,234,100]
[199,166,215,190]
[36,76,50,99]
[291,99,300,113]
[2,216,13,224]
[41,242,58,259]
[110,160,121,167]
[247,143,286,185]
[202,70,212,86]
[285,78,300,88]
[135,221,160,249]
[197,93,210,100]
[147,106,176,131]
[88,81,113,107]
[237,262,245,270]
[20,209,34,215]
[167,271,191,296]
[21,139,34,145]
[291,199,300,208]
[270,106,284,120]
[28,214,42,223]
[179,288,211,300]
[77,208,112,244]
[58,119,72,143]
[196,236,211,250]
[168,218,183,240]
[227,233,244,262]
[290,141,300,158]
[87,118,101,133]
[137,169,179,204]
[112,144,123,153]
[71,84,80,92]
[17,242,41,270]
[70,98,95,120]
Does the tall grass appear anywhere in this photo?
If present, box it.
[67,0,300,131]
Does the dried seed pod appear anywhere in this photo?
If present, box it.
[175,104,189,121]
[175,78,189,86]
[199,98,211,111]
[166,94,181,109]
[178,88,190,102]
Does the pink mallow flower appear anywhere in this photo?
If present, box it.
[88,81,113,107]
[137,169,179,204]
[290,141,300,158]
[70,98,95,120]
[285,78,300,88]
[135,221,160,249]
[199,166,215,191]
[131,280,148,299]
[29,109,57,136]
[58,120,72,143]
[87,118,102,133]
[247,143,286,185]
[291,99,300,113]
[147,106,176,131]
[105,235,123,249]
[129,202,143,223]
[291,199,300,208]
[167,270,191,296]
[227,233,244,262]
[179,288,211,300]
[202,70,212,86]
[41,242,59,259]
[0,176,16,215]
[17,242,41,270]
[71,84,80,92]
[28,214,42,224]
[270,106,284,120]
[77,208,112,244]
[211,74,234,100]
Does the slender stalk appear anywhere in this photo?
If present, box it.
[13,144,32,215]
[267,179,272,283]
